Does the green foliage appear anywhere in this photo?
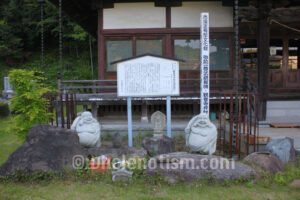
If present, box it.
[65,23,88,42]
[256,157,300,188]
[102,133,113,142]
[0,102,10,118]
[0,0,92,63]
[274,164,300,185]
[8,69,53,138]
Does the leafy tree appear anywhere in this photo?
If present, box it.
[0,0,90,63]
[9,69,53,138]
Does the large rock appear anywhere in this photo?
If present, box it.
[87,147,147,159]
[145,152,255,183]
[266,137,296,163]
[244,152,285,174]
[143,136,175,156]
[0,125,86,176]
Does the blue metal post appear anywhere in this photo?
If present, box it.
[166,96,171,138]
[127,97,133,147]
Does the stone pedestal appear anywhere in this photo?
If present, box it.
[142,136,175,156]
[2,77,14,99]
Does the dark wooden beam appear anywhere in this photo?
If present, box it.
[92,0,114,9]
[155,0,182,7]
[222,0,250,6]
[256,4,271,121]
[166,6,171,28]
[98,8,105,80]
[297,42,300,69]
[102,27,234,35]
[165,34,172,57]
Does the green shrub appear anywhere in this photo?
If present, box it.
[0,102,9,117]
[8,69,53,138]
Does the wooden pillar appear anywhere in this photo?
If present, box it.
[282,38,289,88]
[57,72,62,93]
[257,16,270,121]
[166,34,172,57]
[97,8,105,80]
[297,42,300,69]
[165,7,172,57]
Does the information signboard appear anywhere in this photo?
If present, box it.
[117,56,180,97]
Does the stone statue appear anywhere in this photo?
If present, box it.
[185,113,217,155]
[151,111,166,138]
[71,111,101,148]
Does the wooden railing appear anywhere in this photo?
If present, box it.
[59,78,246,96]
[45,91,259,158]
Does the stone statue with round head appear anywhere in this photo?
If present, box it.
[71,111,101,148]
[185,113,217,155]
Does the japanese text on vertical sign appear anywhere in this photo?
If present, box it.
[200,13,210,115]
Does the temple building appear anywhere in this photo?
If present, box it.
[49,0,300,124]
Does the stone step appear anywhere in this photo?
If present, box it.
[266,101,300,123]
[267,101,300,109]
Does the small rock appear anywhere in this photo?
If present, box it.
[112,132,122,148]
[290,180,300,188]
[87,147,147,159]
[142,136,175,156]
[295,149,300,156]
[243,152,285,174]
[266,137,296,163]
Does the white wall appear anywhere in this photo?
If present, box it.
[103,3,166,29]
[171,2,233,28]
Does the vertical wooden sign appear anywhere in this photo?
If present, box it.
[200,13,210,115]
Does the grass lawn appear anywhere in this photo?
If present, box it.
[0,117,23,166]
[0,117,300,200]
[1,181,300,200]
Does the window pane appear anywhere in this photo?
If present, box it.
[174,39,200,70]
[269,39,283,69]
[136,39,162,56]
[174,39,230,70]
[288,39,299,70]
[241,39,257,70]
[107,40,132,72]
[210,39,230,70]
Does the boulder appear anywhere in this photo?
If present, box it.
[0,124,87,176]
[243,152,285,174]
[112,132,122,148]
[145,152,255,183]
[142,136,175,156]
[266,137,296,163]
[290,180,300,188]
[295,149,300,156]
[87,147,147,159]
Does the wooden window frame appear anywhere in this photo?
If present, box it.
[104,35,166,74]
[172,33,233,72]
[103,28,233,75]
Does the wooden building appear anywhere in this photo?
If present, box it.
[49,0,300,123]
